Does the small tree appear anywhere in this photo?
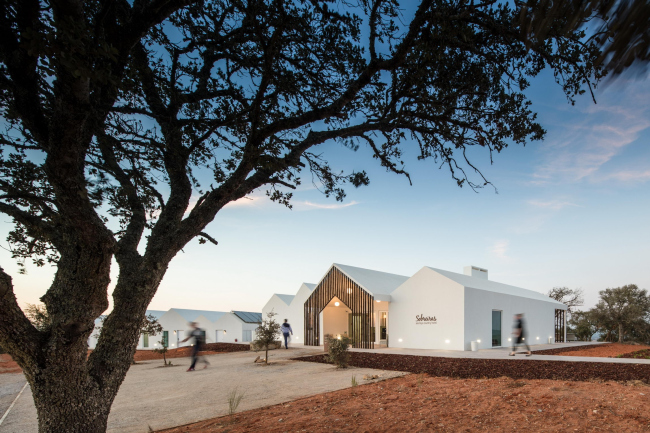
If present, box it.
[327,335,353,368]
[153,340,170,366]
[24,304,50,332]
[253,311,281,365]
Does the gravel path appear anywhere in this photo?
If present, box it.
[0,346,404,433]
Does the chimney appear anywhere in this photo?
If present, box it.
[464,266,488,280]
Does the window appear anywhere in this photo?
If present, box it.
[162,330,169,348]
[143,333,149,348]
[492,311,502,347]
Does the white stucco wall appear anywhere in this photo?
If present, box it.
[463,287,562,351]
[389,267,466,350]
[213,313,244,343]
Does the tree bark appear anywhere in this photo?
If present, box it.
[619,323,624,343]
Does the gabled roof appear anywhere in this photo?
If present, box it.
[303,283,317,291]
[275,294,295,306]
[198,311,227,322]
[145,310,167,320]
[426,267,566,306]
[169,308,228,322]
[333,263,409,296]
[232,311,262,323]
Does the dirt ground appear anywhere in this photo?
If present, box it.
[159,374,650,433]
[0,354,22,374]
[533,343,650,358]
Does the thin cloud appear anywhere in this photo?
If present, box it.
[224,195,265,208]
[531,85,650,184]
[527,200,579,211]
[296,200,360,210]
[490,240,512,263]
[602,170,650,182]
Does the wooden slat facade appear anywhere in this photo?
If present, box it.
[304,267,374,349]
[555,309,566,343]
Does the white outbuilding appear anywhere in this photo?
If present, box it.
[213,311,262,343]
[263,263,567,351]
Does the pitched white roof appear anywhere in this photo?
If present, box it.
[145,310,167,320]
[426,267,566,306]
[303,283,317,291]
[333,263,409,296]
[169,308,227,322]
[275,294,295,305]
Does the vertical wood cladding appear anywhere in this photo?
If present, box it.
[304,267,374,349]
[555,309,566,343]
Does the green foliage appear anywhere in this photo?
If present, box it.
[327,335,353,368]
[94,313,163,340]
[591,284,650,344]
[351,375,358,387]
[568,310,599,341]
[227,387,245,415]
[24,303,50,331]
[254,311,281,364]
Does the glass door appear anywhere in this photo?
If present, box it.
[379,311,388,344]
[492,310,502,347]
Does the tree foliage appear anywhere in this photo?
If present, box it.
[591,284,650,344]
[547,287,584,316]
[519,0,650,76]
[24,303,50,332]
[0,1,608,431]
[568,310,599,341]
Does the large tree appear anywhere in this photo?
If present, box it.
[591,284,650,344]
[547,287,584,316]
[0,1,606,431]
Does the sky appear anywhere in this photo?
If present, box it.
[2,14,650,316]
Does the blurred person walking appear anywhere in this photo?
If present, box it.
[281,319,293,349]
[509,313,532,356]
[182,322,210,371]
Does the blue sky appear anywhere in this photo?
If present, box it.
[2,35,650,316]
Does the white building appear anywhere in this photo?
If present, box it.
[213,311,262,343]
[89,308,251,350]
[263,263,567,351]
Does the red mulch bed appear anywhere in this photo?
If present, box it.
[133,343,249,362]
[0,354,22,374]
[619,349,650,360]
[531,343,650,358]
[295,353,650,383]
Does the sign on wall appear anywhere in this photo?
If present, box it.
[415,314,437,325]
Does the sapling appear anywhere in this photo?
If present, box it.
[253,311,281,365]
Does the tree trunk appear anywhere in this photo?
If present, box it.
[619,323,624,343]
[31,372,113,433]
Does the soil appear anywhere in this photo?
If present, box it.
[0,354,22,374]
[532,343,650,358]
[0,343,249,374]
[158,374,650,433]
[295,353,650,383]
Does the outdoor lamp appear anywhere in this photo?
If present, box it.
[335,301,340,307]
[537,337,539,340]
[477,339,481,343]
[508,338,511,341]
[398,338,403,342]
[445,339,450,344]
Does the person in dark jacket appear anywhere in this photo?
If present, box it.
[182,322,210,371]
[280,319,293,349]
[509,314,532,356]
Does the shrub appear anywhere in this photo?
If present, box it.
[327,335,353,368]
[253,311,282,364]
